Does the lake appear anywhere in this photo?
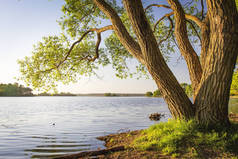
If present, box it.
[0,97,237,159]
[0,97,170,159]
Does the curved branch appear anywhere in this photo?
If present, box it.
[42,25,113,73]
[158,16,174,46]
[90,32,101,61]
[201,0,205,20]
[155,12,203,30]
[186,20,201,43]
[145,4,171,12]
[61,25,113,64]
[185,14,203,28]
[154,12,173,32]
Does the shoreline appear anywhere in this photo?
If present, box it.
[54,115,238,159]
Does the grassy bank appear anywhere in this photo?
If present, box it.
[133,120,238,158]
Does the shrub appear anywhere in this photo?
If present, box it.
[145,91,153,97]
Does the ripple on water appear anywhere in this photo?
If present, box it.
[0,97,169,159]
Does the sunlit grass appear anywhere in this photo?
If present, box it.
[133,119,238,158]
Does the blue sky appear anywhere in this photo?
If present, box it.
[0,0,190,94]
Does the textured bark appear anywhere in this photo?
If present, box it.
[122,0,194,119]
[167,0,203,98]
[195,0,238,126]
[200,16,210,68]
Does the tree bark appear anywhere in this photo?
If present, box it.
[200,16,210,69]
[167,0,202,99]
[195,0,238,126]
[122,0,194,119]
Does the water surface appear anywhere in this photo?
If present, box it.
[0,97,170,158]
[1,96,237,159]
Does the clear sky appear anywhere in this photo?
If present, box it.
[0,0,190,94]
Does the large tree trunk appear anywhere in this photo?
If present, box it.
[194,0,238,126]
[122,0,195,119]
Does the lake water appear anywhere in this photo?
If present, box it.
[0,97,237,159]
[0,97,171,159]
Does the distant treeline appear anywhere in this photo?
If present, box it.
[37,92,77,96]
[104,93,144,97]
[0,83,33,96]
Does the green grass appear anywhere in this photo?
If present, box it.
[133,119,238,158]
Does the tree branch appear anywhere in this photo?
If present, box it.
[153,12,174,32]
[186,20,201,43]
[158,16,174,46]
[153,12,201,46]
[42,25,113,73]
[201,0,205,20]
[93,0,144,64]
[167,0,202,98]
[145,4,171,12]
[155,12,203,31]
[184,14,203,28]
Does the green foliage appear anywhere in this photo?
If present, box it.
[133,119,238,157]
[104,93,117,96]
[59,0,123,38]
[18,35,109,91]
[236,0,238,10]
[37,92,76,96]
[145,91,153,97]
[0,83,33,96]
[231,70,238,96]
[180,83,193,97]
[153,89,162,97]
[18,0,207,91]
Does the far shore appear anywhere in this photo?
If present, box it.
[1,95,238,98]
[0,93,145,97]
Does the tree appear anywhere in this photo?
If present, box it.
[0,83,33,96]
[145,91,153,97]
[153,89,162,97]
[18,0,238,126]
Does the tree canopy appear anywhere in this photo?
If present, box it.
[0,83,33,96]
[18,0,199,91]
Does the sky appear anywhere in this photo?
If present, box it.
[0,0,191,94]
